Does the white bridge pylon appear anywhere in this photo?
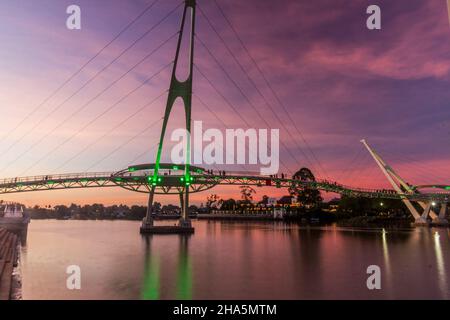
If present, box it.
[361,139,448,226]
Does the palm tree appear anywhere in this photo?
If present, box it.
[206,194,220,209]
[239,186,256,203]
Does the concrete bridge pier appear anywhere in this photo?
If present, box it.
[412,201,449,227]
[178,190,192,229]
[431,203,449,227]
[141,187,155,229]
[140,187,194,234]
[414,217,430,226]
[413,201,431,226]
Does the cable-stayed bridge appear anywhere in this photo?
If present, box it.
[0,0,448,232]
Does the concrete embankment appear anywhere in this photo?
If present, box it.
[0,228,19,300]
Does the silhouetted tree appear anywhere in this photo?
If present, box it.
[289,168,322,210]
[206,194,220,209]
[54,205,70,219]
[258,195,269,205]
[220,198,237,210]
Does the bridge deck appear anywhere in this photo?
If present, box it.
[0,171,449,201]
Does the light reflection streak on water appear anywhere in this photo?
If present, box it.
[433,231,447,299]
[141,237,160,300]
[382,229,391,273]
[141,235,193,300]
[176,236,192,300]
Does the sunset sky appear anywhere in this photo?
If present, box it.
[1,0,450,206]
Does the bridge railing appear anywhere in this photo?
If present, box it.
[316,180,396,194]
[0,172,115,185]
[212,173,398,195]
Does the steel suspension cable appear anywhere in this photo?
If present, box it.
[1,2,182,160]
[84,117,163,172]
[2,32,178,176]
[335,146,364,182]
[197,5,324,179]
[211,0,330,179]
[53,88,170,173]
[193,93,253,173]
[124,142,160,169]
[0,0,162,148]
[346,152,373,187]
[373,152,445,183]
[194,64,293,175]
[195,38,302,175]
[22,62,172,175]
[376,145,447,182]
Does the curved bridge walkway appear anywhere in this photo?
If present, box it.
[0,169,448,202]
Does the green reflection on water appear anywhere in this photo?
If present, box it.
[141,235,193,300]
[142,256,160,300]
[141,237,160,300]
[176,236,192,300]
[176,250,192,299]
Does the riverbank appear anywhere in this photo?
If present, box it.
[0,228,20,300]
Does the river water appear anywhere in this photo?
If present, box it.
[19,220,450,300]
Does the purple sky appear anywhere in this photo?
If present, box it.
[1,0,450,205]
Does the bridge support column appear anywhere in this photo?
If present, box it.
[414,202,431,226]
[140,186,193,234]
[142,187,155,228]
[431,203,449,226]
[179,187,192,228]
[179,192,184,213]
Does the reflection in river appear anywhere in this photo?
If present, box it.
[20,220,450,299]
[140,235,192,300]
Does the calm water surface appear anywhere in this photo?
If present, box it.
[20,220,450,299]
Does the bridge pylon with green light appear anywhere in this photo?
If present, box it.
[141,0,196,234]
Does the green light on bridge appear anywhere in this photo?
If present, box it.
[173,165,179,170]
[148,176,162,186]
[445,186,450,190]
[181,175,194,186]
[128,167,136,172]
